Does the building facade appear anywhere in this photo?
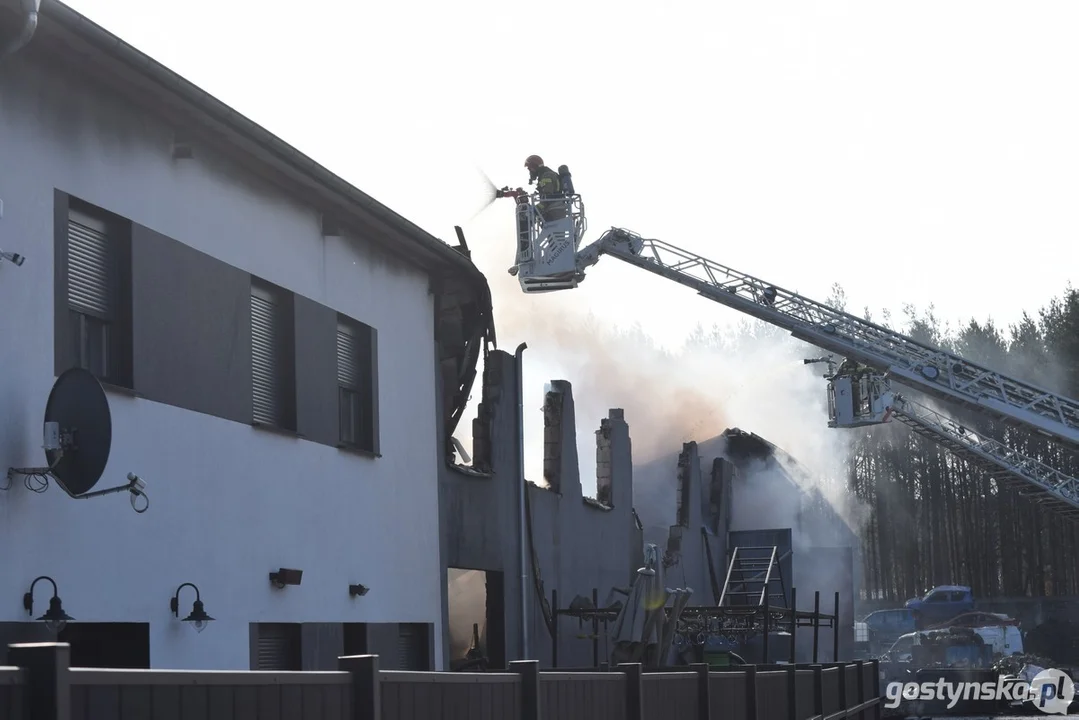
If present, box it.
[0,0,492,671]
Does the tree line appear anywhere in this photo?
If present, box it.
[682,283,1079,602]
[833,283,1079,601]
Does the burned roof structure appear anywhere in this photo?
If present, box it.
[634,426,853,546]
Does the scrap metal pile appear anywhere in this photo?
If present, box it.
[993,653,1057,677]
[672,607,789,647]
[908,627,994,667]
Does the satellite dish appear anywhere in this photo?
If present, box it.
[6,367,149,513]
[45,366,112,496]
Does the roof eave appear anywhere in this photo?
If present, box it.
[39,0,486,288]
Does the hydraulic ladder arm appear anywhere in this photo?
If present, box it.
[509,209,1079,517]
[571,228,1079,454]
[887,395,1079,517]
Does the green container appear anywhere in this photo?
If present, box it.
[704,651,730,668]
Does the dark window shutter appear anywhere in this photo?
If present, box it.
[338,321,363,445]
[67,210,113,318]
[256,623,299,670]
[337,323,359,388]
[397,624,427,670]
[251,286,282,425]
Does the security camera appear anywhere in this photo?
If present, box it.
[1,251,25,267]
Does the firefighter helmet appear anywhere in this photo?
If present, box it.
[524,155,544,169]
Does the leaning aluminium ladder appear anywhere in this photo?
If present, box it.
[719,545,789,609]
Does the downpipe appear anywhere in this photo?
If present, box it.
[0,0,41,62]
[515,342,529,660]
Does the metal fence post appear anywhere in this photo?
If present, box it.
[786,663,797,720]
[338,654,381,720]
[870,659,881,720]
[510,660,541,720]
[691,663,709,720]
[833,591,841,662]
[617,663,643,720]
[552,588,559,669]
[813,591,821,663]
[812,664,823,720]
[838,660,847,715]
[592,587,600,667]
[7,642,71,720]
[855,660,865,720]
[790,587,798,663]
[745,665,758,720]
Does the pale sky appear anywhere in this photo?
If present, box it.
[60,1,1079,488]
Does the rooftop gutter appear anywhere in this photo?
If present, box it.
[40,0,486,289]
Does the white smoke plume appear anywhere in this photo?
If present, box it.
[452,205,870,537]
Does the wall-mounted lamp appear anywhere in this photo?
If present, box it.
[23,576,73,632]
[269,568,303,589]
[349,583,369,597]
[170,582,214,633]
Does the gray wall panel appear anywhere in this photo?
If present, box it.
[294,295,340,447]
[366,623,401,670]
[131,224,251,423]
[301,623,345,671]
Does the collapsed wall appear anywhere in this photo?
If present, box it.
[439,349,642,669]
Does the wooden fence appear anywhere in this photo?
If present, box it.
[0,643,882,720]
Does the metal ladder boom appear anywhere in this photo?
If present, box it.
[888,395,1079,516]
[580,229,1079,452]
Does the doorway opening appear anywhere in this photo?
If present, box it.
[447,568,505,670]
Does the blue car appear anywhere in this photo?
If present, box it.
[904,585,975,628]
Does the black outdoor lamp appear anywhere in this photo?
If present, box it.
[23,576,73,633]
[170,582,214,633]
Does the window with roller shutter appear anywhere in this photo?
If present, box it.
[254,623,301,670]
[63,203,131,386]
[337,316,377,452]
[397,623,429,670]
[251,280,295,430]
[251,284,282,426]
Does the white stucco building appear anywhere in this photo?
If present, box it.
[0,0,494,670]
